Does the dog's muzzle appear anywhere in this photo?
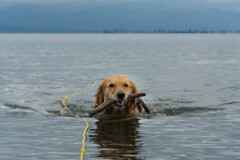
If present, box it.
[115,91,125,108]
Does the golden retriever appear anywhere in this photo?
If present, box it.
[94,75,150,115]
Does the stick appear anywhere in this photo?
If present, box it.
[138,98,150,113]
[89,93,146,117]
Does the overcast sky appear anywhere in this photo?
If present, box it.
[0,0,240,11]
[1,0,240,3]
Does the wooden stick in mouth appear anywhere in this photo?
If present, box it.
[89,93,146,117]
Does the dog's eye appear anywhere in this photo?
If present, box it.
[109,83,114,88]
[124,83,129,87]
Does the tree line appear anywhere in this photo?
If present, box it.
[103,28,240,33]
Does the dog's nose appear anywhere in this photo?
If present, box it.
[117,91,125,100]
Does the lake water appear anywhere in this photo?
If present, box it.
[0,34,240,160]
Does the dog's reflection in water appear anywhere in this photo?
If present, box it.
[90,115,143,160]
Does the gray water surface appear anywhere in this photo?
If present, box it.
[0,34,240,160]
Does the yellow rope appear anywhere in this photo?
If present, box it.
[60,80,97,160]
[72,86,88,96]
[91,80,97,87]
[60,96,68,115]
[60,80,97,113]
[75,115,89,160]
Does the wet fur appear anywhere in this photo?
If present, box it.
[95,75,148,115]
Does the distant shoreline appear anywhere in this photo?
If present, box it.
[0,31,240,34]
[1,26,240,34]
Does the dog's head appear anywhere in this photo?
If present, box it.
[95,75,137,110]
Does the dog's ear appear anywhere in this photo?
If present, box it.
[127,81,138,110]
[94,82,105,108]
[130,81,138,94]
